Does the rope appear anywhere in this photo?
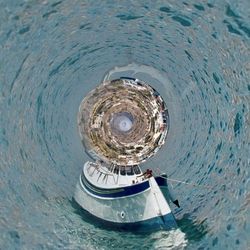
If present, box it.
[155,168,212,189]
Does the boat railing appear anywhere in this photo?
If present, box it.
[86,162,116,184]
[85,162,144,185]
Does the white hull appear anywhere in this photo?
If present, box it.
[74,173,177,230]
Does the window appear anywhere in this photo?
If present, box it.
[120,166,126,175]
[133,165,141,175]
[113,166,119,175]
[126,166,134,175]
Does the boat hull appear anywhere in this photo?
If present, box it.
[74,175,177,231]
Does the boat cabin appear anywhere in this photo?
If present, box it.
[82,161,149,189]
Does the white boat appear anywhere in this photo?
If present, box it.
[74,161,177,231]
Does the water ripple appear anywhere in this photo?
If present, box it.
[0,0,249,249]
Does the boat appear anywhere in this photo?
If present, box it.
[74,77,178,231]
[74,161,177,231]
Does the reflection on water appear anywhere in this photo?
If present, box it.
[177,214,208,242]
[72,198,188,249]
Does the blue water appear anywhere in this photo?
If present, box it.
[0,0,249,249]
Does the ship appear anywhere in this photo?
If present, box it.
[74,77,179,231]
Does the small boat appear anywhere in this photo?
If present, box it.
[74,161,177,231]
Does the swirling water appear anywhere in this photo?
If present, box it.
[0,0,249,249]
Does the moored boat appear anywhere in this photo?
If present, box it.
[74,161,177,230]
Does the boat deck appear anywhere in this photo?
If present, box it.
[83,161,148,189]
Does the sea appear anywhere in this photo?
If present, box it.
[0,0,249,249]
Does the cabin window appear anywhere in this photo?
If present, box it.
[133,165,141,174]
[126,166,134,175]
[120,166,126,175]
[113,166,119,175]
